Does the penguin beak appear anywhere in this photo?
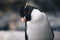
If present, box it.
[21,17,26,22]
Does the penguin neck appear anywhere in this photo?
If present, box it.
[27,9,43,23]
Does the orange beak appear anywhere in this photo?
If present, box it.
[21,17,26,22]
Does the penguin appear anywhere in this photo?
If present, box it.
[20,6,54,40]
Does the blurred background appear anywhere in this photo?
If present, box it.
[0,0,60,40]
[0,0,26,40]
[0,0,26,31]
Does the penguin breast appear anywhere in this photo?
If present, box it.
[27,9,54,40]
[31,9,45,23]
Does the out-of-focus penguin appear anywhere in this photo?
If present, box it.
[20,6,54,40]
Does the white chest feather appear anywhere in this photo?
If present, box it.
[27,9,53,40]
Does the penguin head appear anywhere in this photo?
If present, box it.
[20,9,44,23]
